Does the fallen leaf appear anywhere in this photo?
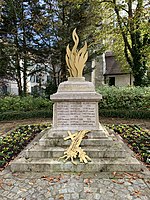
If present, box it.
[12,173,18,177]
[85,190,92,193]
[41,175,46,178]
[112,172,117,176]
[29,182,34,185]
[42,175,62,183]
[42,176,54,182]
[117,181,124,184]
[84,178,93,185]
[112,180,117,183]
[128,179,133,184]
[146,180,150,184]
[20,188,27,192]
[58,194,64,199]
[0,179,4,189]
[124,172,133,178]
[132,190,142,197]
[78,172,82,176]
[56,175,61,181]
[112,180,124,184]
[6,182,13,187]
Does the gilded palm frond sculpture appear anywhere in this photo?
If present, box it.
[66,28,88,77]
[59,130,91,165]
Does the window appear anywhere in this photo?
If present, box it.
[36,75,40,83]
[47,75,51,81]
[30,75,35,83]
[109,77,115,86]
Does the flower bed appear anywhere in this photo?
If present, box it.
[0,124,50,169]
[107,124,150,167]
[0,123,149,170]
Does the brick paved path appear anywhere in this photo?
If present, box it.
[0,168,149,200]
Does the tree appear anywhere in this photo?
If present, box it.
[0,0,48,95]
[0,0,105,95]
[32,0,105,83]
[98,0,150,86]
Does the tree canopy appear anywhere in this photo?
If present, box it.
[97,0,150,86]
[0,0,104,95]
[0,0,149,95]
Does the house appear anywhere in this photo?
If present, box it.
[90,51,134,87]
[0,65,50,96]
[103,51,134,86]
[0,51,135,95]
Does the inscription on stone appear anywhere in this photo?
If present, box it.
[55,102,97,128]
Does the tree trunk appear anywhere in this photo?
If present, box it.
[22,2,28,96]
[60,48,67,82]
[52,64,57,86]
[23,58,27,95]
[112,0,148,86]
[15,37,22,96]
[132,51,147,86]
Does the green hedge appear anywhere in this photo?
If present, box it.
[100,109,150,119]
[0,110,53,121]
[0,96,53,113]
[0,86,150,120]
[0,108,149,121]
[97,86,150,110]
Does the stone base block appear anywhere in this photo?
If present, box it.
[10,123,146,174]
[50,79,102,131]
[25,145,126,159]
[11,157,143,173]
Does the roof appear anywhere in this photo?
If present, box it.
[104,51,129,75]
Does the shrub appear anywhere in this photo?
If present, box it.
[0,110,53,121]
[45,81,58,99]
[0,96,53,113]
[0,86,150,120]
[100,109,150,119]
[97,86,150,110]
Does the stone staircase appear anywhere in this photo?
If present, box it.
[11,125,143,173]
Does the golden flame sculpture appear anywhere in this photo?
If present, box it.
[66,28,88,77]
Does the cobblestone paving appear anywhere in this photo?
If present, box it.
[0,168,150,200]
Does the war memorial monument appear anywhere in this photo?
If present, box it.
[11,29,142,174]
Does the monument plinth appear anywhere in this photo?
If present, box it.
[50,29,101,131]
[51,78,102,130]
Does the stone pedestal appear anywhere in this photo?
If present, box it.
[50,77,102,131]
[10,78,143,174]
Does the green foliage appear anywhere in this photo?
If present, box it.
[45,81,58,98]
[100,109,150,119]
[0,124,50,168]
[1,86,150,120]
[1,0,104,92]
[97,86,150,110]
[0,95,53,121]
[0,96,53,113]
[107,124,150,164]
[0,110,53,121]
[94,0,150,86]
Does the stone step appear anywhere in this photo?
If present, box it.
[26,145,126,159]
[11,157,143,173]
[46,127,110,139]
[39,138,115,147]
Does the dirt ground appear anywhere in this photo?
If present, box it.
[0,117,150,137]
